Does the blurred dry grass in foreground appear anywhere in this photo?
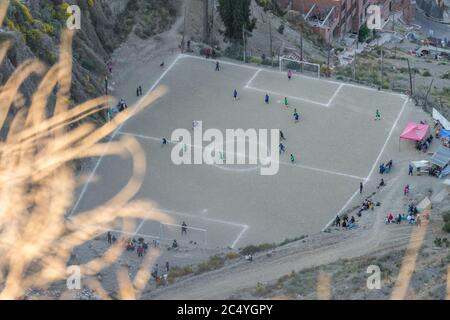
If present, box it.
[0,0,171,299]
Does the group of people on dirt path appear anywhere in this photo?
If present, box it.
[334,214,356,229]
[151,261,172,286]
[125,237,149,257]
[106,231,177,285]
[385,203,421,226]
[360,157,421,229]
[416,134,433,153]
[379,160,393,174]
[106,232,166,256]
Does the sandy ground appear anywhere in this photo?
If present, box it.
[70,53,410,250]
[140,87,445,299]
[65,1,449,299]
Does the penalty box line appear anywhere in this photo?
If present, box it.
[79,223,204,246]
[75,207,248,248]
[140,207,250,249]
[245,85,330,108]
[244,69,343,108]
[179,54,408,101]
[117,131,367,181]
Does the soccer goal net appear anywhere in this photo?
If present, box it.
[159,222,207,247]
[279,56,320,79]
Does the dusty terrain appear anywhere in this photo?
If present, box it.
[26,0,450,299]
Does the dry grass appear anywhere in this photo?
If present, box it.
[0,0,172,299]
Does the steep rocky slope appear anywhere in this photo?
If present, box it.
[0,0,178,114]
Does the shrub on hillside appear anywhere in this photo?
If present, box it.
[240,243,275,256]
[444,223,450,234]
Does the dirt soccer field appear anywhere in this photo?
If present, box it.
[70,54,409,249]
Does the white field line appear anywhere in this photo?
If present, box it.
[245,69,261,88]
[321,96,409,231]
[344,83,409,99]
[326,83,344,107]
[178,54,407,99]
[80,207,247,248]
[117,131,366,180]
[80,223,160,240]
[81,223,208,245]
[286,162,366,180]
[134,219,147,236]
[179,54,341,85]
[153,208,249,249]
[159,222,207,233]
[246,85,329,108]
[68,55,182,219]
[231,225,249,249]
[155,208,248,229]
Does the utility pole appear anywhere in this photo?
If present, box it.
[327,46,331,68]
[425,78,434,109]
[380,45,384,89]
[300,32,303,61]
[353,43,357,81]
[105,75,110,121]
[392,11,395,31]
[300,31,303,72]
[210,0,214,46]
[181,4,187,52]
[269,18,273,67]
[203,0,209,44]
[327,45,333,77]
[242,25,247,63]
[356,35,359,49]
[406,58,414,96]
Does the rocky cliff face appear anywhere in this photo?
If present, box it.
[0,0,177,112]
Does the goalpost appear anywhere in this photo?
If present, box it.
[159,222,208,247]
[279,56,321,79]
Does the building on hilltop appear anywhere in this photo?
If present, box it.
[277,0,415,43]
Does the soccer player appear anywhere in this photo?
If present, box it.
[375,109,381,120]
[293,109,299,122]
[279,143,286,154]
[284,97,289,107]
[233,89,238,100]
[290,154,295,164]
[265,94,269,104]
[288,69,292,80]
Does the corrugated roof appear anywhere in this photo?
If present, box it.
[431,145,450,167]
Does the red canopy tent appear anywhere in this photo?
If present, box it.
[399,122,430,150]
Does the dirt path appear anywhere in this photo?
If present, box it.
[109,4,186,104]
